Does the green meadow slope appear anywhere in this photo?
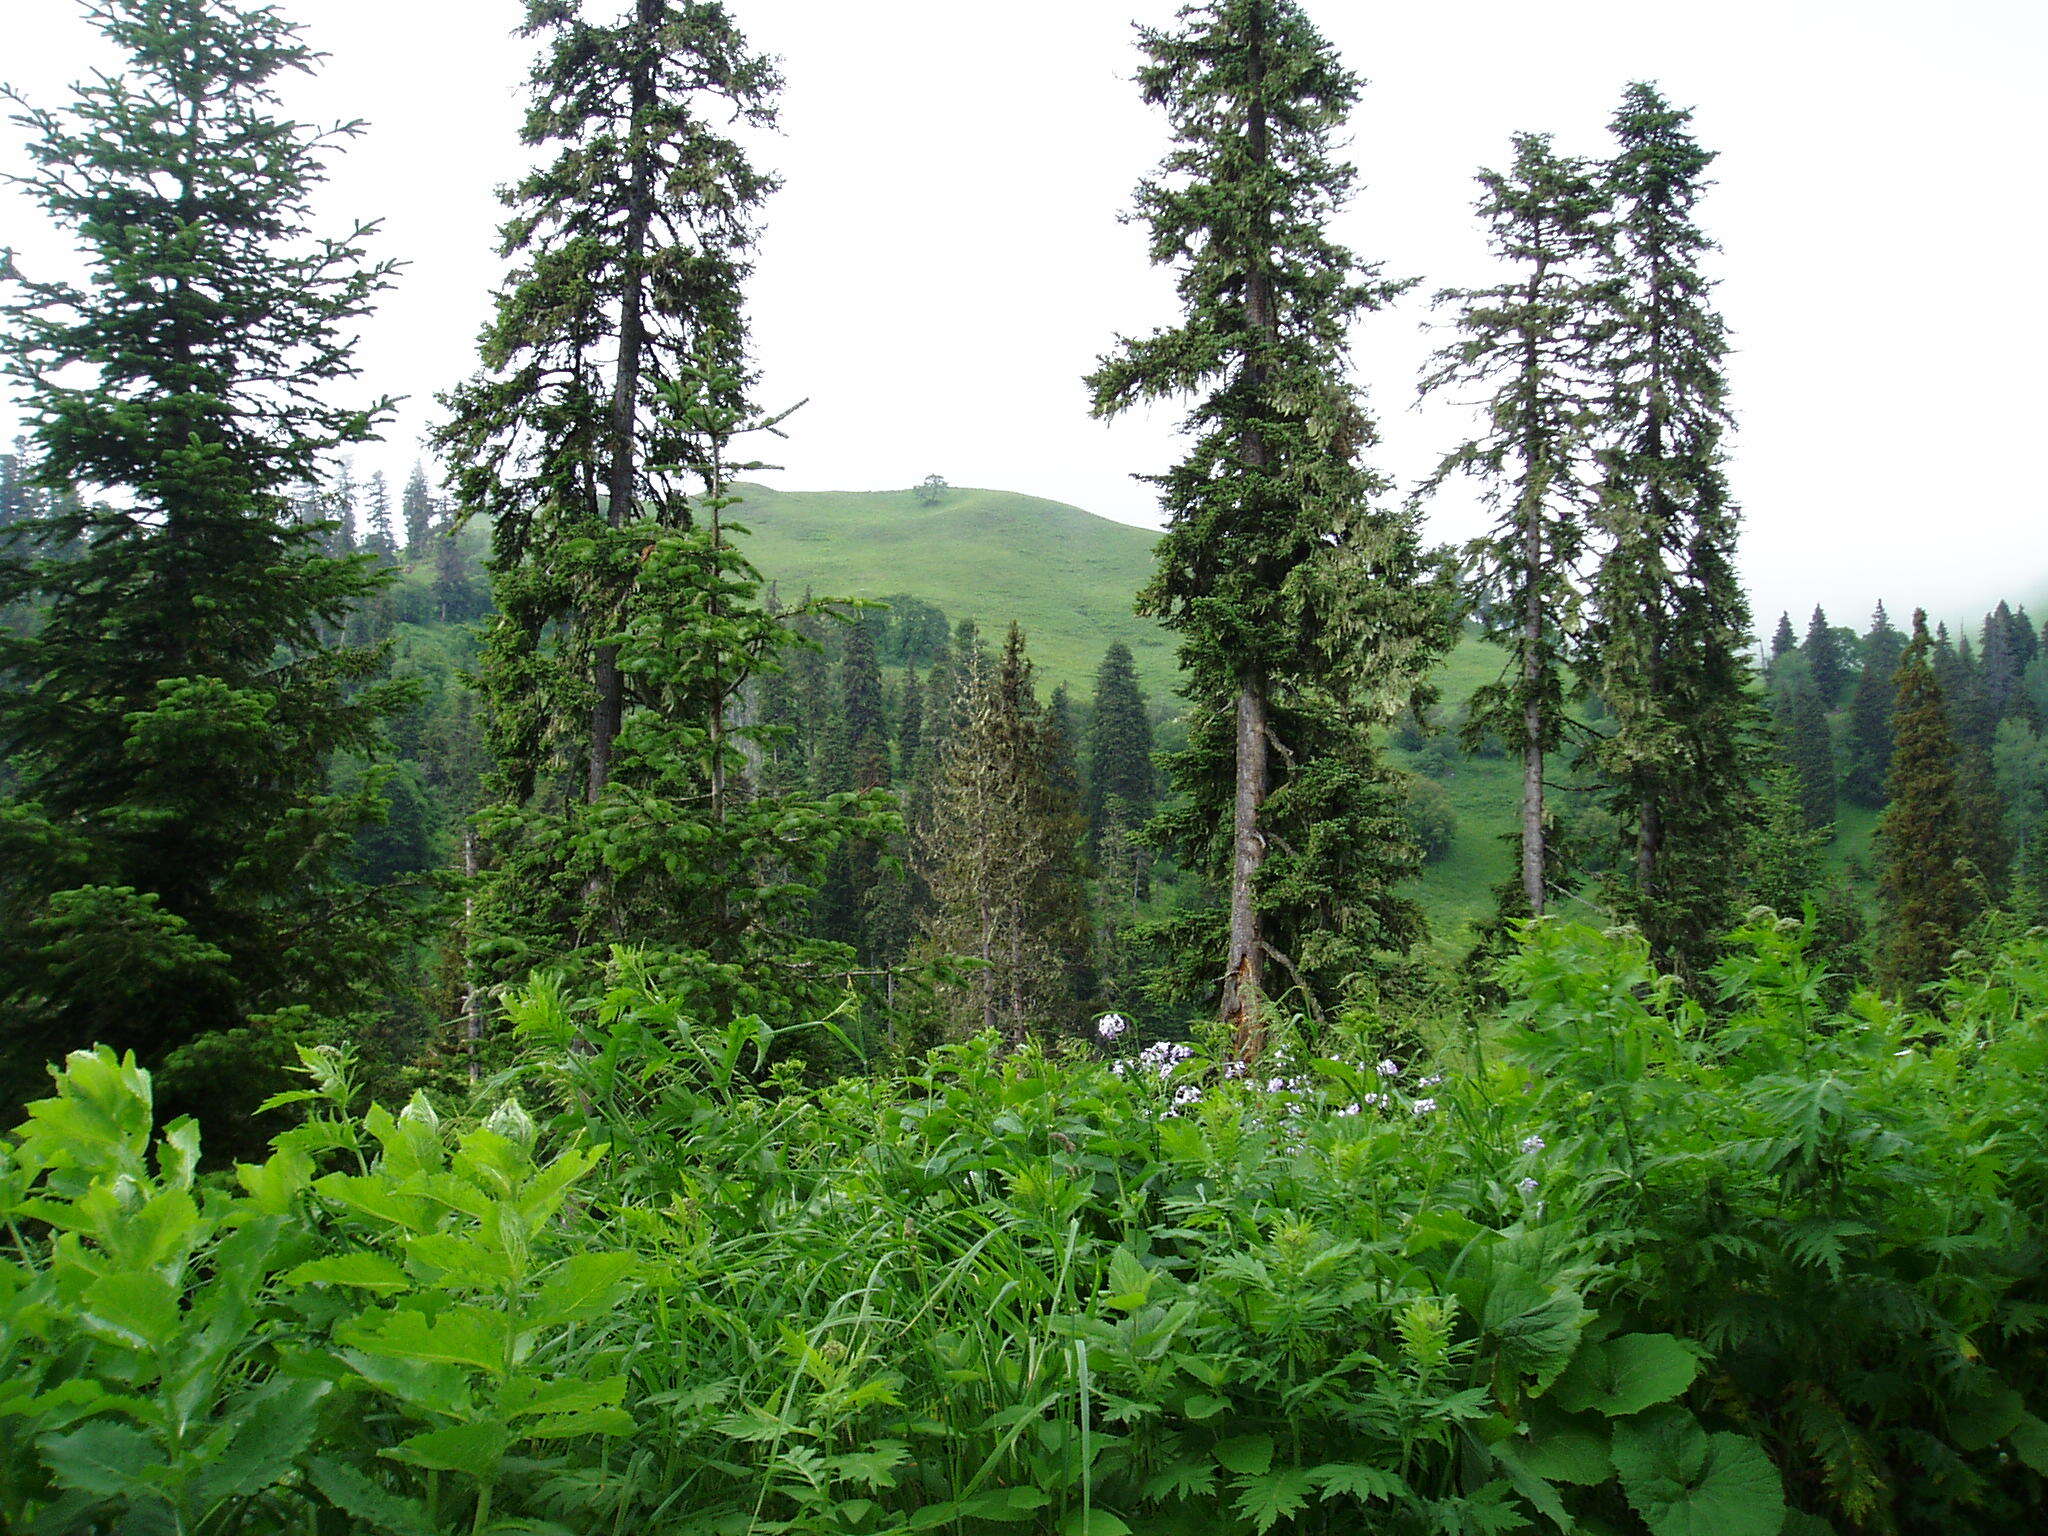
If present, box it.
[732,482,1174,698]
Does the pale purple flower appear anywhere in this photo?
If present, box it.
[1518,1177,1539,1196]
[1221,1060,1247,1079]
[1173,1084,1202,1107]
[1411,1097,1438,1116]
[1520,1134,1545,1156]
[1096,1013,1129,1042]
[1376,1058,1401,1078]
[1336,1102,1362,1117]
[1419,1073,1444,1088]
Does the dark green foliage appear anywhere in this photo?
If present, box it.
[1741,764,1830,917]
[1083,641,1156,850]
[361,469,397,559]
[1088,0,1454,1041]
[1876,613,1982,995]
[1773,684,1835,830]
[1768,610,1796,671]
[1583,83,1762,981]
[1801,604,1849,706]
[1842,601,1904,806]
[0,0,427,1127]
[436,0,780,860]
[1423,129,1610,917]
[401,461,434,555]
[816,615,892,955]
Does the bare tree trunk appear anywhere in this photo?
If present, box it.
[1220,2,1277,1060]
[462,828,483,1085]
[1221,682,1270,1055]
[1521,563,1546,917]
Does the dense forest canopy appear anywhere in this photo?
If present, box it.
[0,3,2043,1534]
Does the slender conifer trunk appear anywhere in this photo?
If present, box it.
[1521,512,1547,916]
[587,0,661,806]
[1221,0,1274,1055]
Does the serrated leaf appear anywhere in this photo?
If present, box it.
[194,1378,329,1507]
[1518,1405,1613,1486]
[40,1419,155,1496]
[383,1419,513,1479]
[1234,1467,1316,1533]
[1308,1461,1407,1502]
[1144,1459,1218,1499]
[1483,1274,1589,1394]
[1612,1410,1783,1536]
[1550,1334,1698,1417]
[78,1270,181,1353]
[306,1455,436,1536]
[1183,1392,1229,1420]
[1215,1431,1275,1474]
[341,1305,511,1375]
[530,1251,638,1327]
[287,1253,413,1294]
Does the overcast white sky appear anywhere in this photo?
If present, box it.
[5,0,2044,634]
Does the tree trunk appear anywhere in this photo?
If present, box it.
[462,828,483,1085]
[586,0,662,807]
[1221,0,1275,1059]
[1521,517,1546,917]
[1220,681,1269,1055]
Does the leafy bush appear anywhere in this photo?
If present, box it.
[0,919,2043,1533]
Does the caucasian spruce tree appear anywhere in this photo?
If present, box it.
[1422,131,1610,918]
[0,0,421,1120]
[1876,613,1980,994]
[1084,642,1156,851]
[437,0,779,967]
[1089,0,1454,1051]
[1583,82,1760,979]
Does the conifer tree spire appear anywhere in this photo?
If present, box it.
[1089,0,1454,1050]
[1583,81,1760,979]
[0,0,419,1122]
[1422,129,1610,918]
[1876,611,1980,994]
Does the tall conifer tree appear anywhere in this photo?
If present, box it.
[1803,605,1848,707]
[1774,684,1836,831]
[1843,601,1904,806]
[1084,642,1156,849]
[401,461,435,556]
[1582,82,1760,978]
[0,0,419,1118]
[437,0,778,954]
[1422,130,1609,918]
[1876,613,1980,994]
[1088,0,1453,1049]
[1768,611,1797,674]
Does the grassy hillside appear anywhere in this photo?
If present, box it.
[732,482,1174,698]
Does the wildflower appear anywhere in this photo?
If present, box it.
[1376,1058,1400,1078]
[1096,1013,1129,1042]
[1173,1084,1202,1107]
[1518,1176,1539,1195]
[1411,1098,1438,1116]
[1520,1134,1545,1156]
[1336,1103,1361,1117]
[1361,1092,1387,1109]
[1419,1073,1444,1088]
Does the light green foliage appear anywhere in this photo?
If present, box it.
[7,915,2048,1530]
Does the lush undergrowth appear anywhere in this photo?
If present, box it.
[2,920,2045,1535]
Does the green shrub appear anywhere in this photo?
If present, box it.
[0,918,2043,1533]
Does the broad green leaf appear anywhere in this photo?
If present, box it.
[306,1455,437,1536]
[1215,1431,1275,1475]
[314,1173,432,1234]
[79,1269,180,1353]
[1182,1392,1229,1420]
[1102,1247,1155,1312]
[1491,1444,1572,1532]
[287,1253,413,1294]
[502,1374,626,1420]
[342,1305,512,1375]
[2010,1412,2048,1474]
[1612,1410,1783,1536]
[338,1349,474,1417]
[193,1378,329,1508]
[529,1251,638,1327]
[383,1419,514,1479]
[40,1418,156,1496]
[1483,1273,1589,1394]
[521,1407,634,1440]
[1234,1467,1316,1533]
[1143,1459,1218,1499]
[1948,1377,2023,1452]
[1551,1334,1699,1417]
[1517,1405,1613,1485]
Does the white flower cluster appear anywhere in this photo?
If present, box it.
[1096,1012,1129,1042]
[1410,1097,1438,1116]
[1520,1133,1545,1155]
[1111,1039,1194,1079]
[1376,1058,1401,1078]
